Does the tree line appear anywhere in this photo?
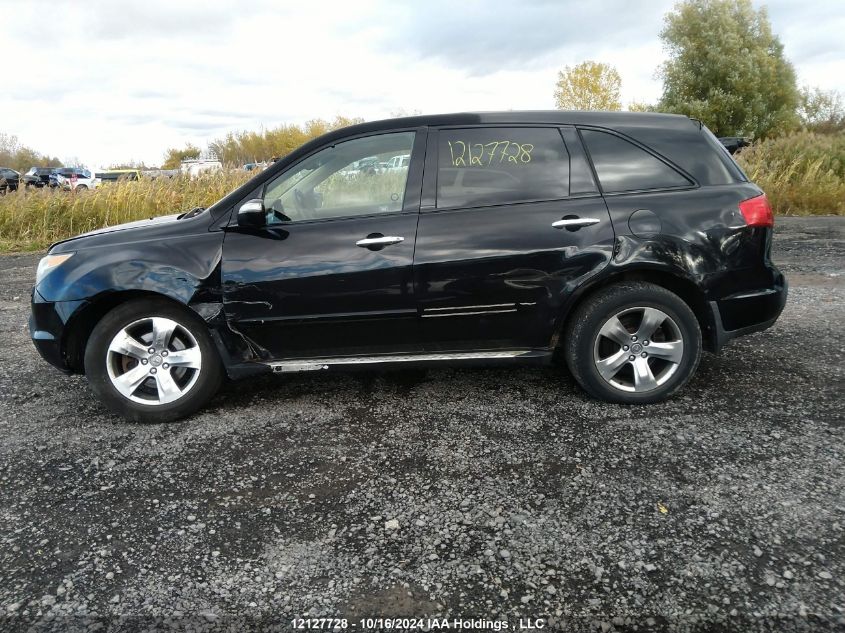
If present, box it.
[3,0,842,173]
[160,116,366,169]
[553,0,844,139]
[0,133,62,173]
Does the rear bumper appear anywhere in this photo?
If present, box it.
[709,274,788,352]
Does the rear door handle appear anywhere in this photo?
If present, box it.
[356,236,405,247]
[552,217,601,230]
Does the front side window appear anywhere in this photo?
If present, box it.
[262,132,415,223]
[436,127,569,209]
[581,129,692,193]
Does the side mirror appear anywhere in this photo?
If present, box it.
[237,199,266,229]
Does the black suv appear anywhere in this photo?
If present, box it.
[29,112,787,422]
[22,166,55,188]
[0,167,20,194]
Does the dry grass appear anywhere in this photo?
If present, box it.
[2,132,842,253]
[0,172,252,251]
[736,131,845,216]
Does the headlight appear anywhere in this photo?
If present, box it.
[36,252,74,285]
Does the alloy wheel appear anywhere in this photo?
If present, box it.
[592,306,684,393]
[106,317,202,405]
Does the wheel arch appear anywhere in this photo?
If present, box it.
[557,267,718,353]
[62,290,194,373]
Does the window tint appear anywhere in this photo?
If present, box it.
[581,129,691,193]
[701,125,748,182]
[437,127,569,208]
[263,132,414,223]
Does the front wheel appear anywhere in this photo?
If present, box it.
[84,299,223,422]
[564,282,702,404]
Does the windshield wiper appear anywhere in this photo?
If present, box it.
[179,206,205,220]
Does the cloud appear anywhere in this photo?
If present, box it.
[766,0,845,59]
[88,3,235,41]
[0,0,842,168]
[131,90,174,100]
[375,0,673,75]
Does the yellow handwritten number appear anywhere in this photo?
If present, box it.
[448,139,533,167]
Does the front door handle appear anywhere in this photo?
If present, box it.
[356,235,405,247]
[552,217,601,230]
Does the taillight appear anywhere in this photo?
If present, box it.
[738,194,774,228]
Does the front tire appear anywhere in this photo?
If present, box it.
[84,299,223,422]
[564,282,702,404]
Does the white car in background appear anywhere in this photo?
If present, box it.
[180,158,223,178]
[54,168,100,191]
[385,153,410,171]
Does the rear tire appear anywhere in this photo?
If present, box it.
[564,282,701,404]
[84,299,223,422]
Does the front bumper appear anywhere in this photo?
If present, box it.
[709,274,788,352]
[29,288,86,373]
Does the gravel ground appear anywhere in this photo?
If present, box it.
[0,216,842,632]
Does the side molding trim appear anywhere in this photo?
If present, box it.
[268,349,549,373]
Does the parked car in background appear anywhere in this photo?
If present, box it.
[141,169,180,179]
[385,153,411,171]
[718,136,750,154]
[53,168,99,191]
[181,158,222,178]
[29,111,786,422]
[48,168,81,188]
[354,156,383,174]
[0,167,21,194]
[96,169,140,184]
[22,167,56,188]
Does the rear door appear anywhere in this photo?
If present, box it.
[222,129,426,359]
[413,125,615,352]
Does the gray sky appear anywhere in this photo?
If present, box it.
[1,0,842,168]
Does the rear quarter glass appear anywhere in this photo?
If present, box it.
[700,125,749,183]
[579,128,693,193]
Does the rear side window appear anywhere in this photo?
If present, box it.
[581,129,692,193]
[437,127,569,208]
[701,125,748,182]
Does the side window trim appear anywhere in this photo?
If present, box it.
[401,127,428,213]
[560,126,599,196]
[427,124,574,212]
[229,128,426,227]
[421,128,439,211]
[577,125,698,195]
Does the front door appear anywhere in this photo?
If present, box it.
[414,125,615,351]
[222,130,425,359]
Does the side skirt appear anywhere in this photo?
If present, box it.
[267,349,553,373]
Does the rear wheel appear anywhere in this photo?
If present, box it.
[84,299,223,422]
[564,282,701,404]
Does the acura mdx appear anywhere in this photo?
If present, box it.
[29,112,787,422]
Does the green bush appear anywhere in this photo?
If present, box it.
[736,131,845,216]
